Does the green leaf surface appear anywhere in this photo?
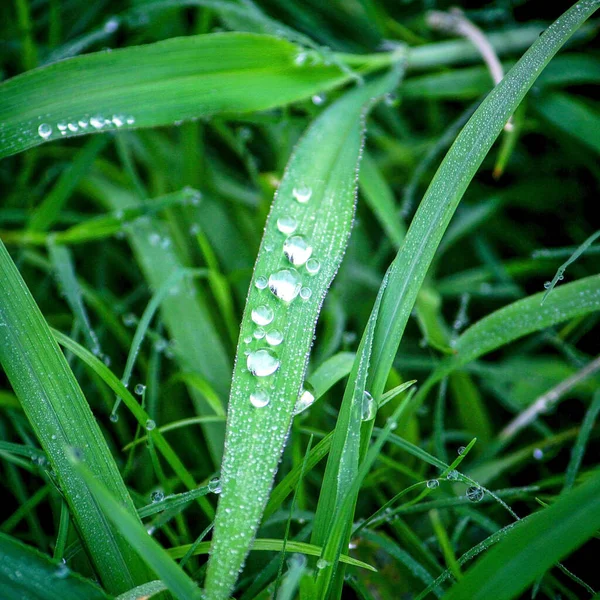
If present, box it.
[0,240,153,593]
[204,68,402,600]
[444,469,600,600]
[0,533,110,600]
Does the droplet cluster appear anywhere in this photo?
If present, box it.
[37,114,135,140]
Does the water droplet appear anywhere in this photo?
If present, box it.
[292,185,312,204]
[126,116,135,125]
[109,413,119,423]
[209,477,222,494]
[533,448,544,460]
[122,313,137,327]
[466,486,484,502]
[543,281,552,290]
[446,470,459,480]
[151,490,164,503]
[134,383,146,395]
[384,92,398,106]
[268,268,302,302]
[251,305,274,326]
[266,329,283,346]
[78,119,89,129]
[57,122,67,132]
[67,122,78,132]
[247,349,280,377]
[277,215,298,235]
[54,563,70,579]
[361,391,376,421]
[38,123,52,139]
[293,383,316,415]
[283,235,313,266]
[253,327,266,340]
[299,287,312,301]
[250,388,270,408]
[145,419,156,431]
[112,115,125,127]
[255,276,268,290]
[243,335,252,344]
[104,17,120,33]
[312,93,326,106]
[457,446,466,455]
[427,479,439,489]
[316,558,328,569]
[305,258,321,275]
[90,116,105,129]
[294,51,307,66]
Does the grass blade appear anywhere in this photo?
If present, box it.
[203,68,402,599]
[0,240,153,593]
[443,469,600,600]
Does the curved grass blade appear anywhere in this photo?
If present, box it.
[0,33,400,159]
[71,459,203,600]
[0,532,110,600]
[0,240,153,593]
[367,0,600,403]
[203,68,403,599]
[443,469,600,600]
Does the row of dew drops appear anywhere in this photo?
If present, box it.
[243,184,328,416]
[38,114,136,140]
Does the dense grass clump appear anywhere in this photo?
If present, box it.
[1,1,600,599]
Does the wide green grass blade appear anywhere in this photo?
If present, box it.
[203,68,402,599]
[0,240,153,593]
[0,32,400,159]
[71,459,203,600]
[367,0,600,401]
[0,533,110,600]
[444,469,600,600]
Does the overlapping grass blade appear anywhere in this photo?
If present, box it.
[203,67,403,599]
[0,533,110,600]
[367,0,600,403]
[0,241,153,593]
[0,33,403,158]
[443,469,600,600]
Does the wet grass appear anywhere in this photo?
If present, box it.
[1,1,600,599]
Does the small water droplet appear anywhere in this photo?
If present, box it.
[255,276,268,290]
[427,479,439,489]
[305,258,321,275]
[457,446,466,455]
[292,185,312,204]
[126,116,135,125]
[277,215,298,235]
[283,235,313,266]
[294,51,307,66]
[54,563,70,579]
[209,477,222,494]
[122,313,137,327]
[247,349,280,377]
[112,114,125,127]
[90,116,105,129]
[104,17,120,32]
[312,93,326,106]
[361,391,376,421]
[38,123,52,139]
[57,122,67,132]
[134,383,146,395]
[243,335,252,344]
[265,329,283,346]
[268,268,302,302]
[293,382,316,415]
[316,558,328,569]
[533,448,544,460]
[446,470,459,480]
[78,119,89,129]
[109,413,119,423]
[250,388,270,408]
[251,305,274,326]
[145,419,156,431]
[253,327,266,340]
[466,486,484,502]
[151,490,164,503]
[299,287,312,301]
[67,122,78,132]
[543,281,552,289]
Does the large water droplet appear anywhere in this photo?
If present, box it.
[300,287,312,301]
[90,116,105,129]
[277,215,298,235]
[361,391,376,421]
[151,490,164,503]
[427,479,439,489]
[466,486,484,502]
[247,349,280,377]
[38,123,52,139]
[268,268,302,302]
[292,185,312,204]
[251,305,274,326]
[255,276,268,290]
[457,446,466,455]
[250,388,270,408]
[305,258,321,275]
[266,329,283,346]
[283,235,313,266]
[293,383,316,415]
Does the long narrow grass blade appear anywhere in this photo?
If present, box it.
[368,0,600,401]
[0,240,153,593]
[0,533,110,600]
[204,68,403,599]
[0,33,401,158]
[443,469,600,600]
